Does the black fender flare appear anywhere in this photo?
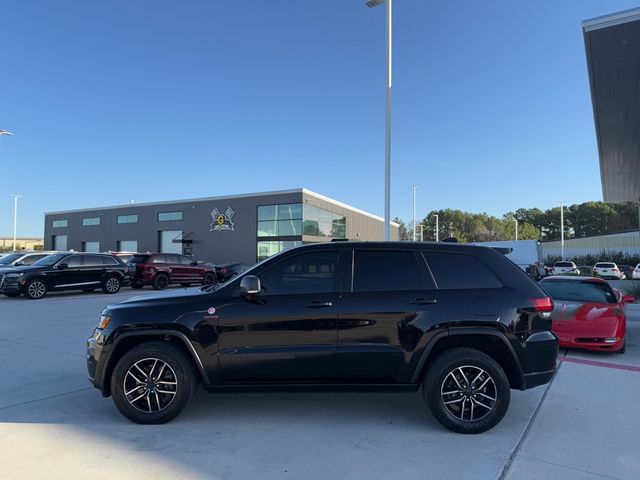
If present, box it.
[102,329,210,386]
[410,327,525,385]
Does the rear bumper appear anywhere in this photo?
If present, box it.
[519,331,559,390]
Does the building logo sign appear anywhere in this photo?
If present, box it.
[210,206,235,232]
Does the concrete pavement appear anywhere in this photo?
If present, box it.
[0,288,638,479]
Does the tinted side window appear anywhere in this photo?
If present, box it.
[179,256,193,265]
[83,255,104,267]
[22,254,47,265]
[260,251,339,295]
[152,255,167,264]
[353,250,427,292]
[423,252,502,290]
[164,254,180,264]
[64,255,83,268]
[102,256,120,266]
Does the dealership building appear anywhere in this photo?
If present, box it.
[43,189,399,265]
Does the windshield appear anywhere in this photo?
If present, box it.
[540,280,617,304]
[0,253,23,265]
[31,253,68,267]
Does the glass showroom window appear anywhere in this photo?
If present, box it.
[158,211,183,221]
[52,220,68,228]
[303,205,346,238]
[117,214,138,224]
[257,203,302,237]
[82,217,100,226]
[257,241,302,262]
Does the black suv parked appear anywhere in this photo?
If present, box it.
[1,252,129,299]
[87,242,558,433]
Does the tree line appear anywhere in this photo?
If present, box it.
[394,201,640,243]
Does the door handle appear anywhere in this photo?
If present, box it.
[305,301,333,308]
[410,298,437,305]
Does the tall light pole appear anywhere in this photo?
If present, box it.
[0,130,12,162]
[514,217,518,241]
[412,184,419,241]
[560,201,566,260]
[366,0,392,240]
[12,194,22,251]
[434,214,439,242]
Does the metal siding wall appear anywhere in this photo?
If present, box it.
[44,192,303,265]
[541,231,640,259]
[302,193,399,241]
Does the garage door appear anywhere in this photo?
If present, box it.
[53,235,67,251]
[160,230,182,254]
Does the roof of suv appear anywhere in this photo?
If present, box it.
[291,241,494,252]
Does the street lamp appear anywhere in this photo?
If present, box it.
[434,213,439,242]
[560,201,566,260]
[514,217,518,241]
[412,184,419,241]
[0,130,13,136]
[366,0,392,240]
[11,194,22,251]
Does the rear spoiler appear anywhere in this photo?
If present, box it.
[491,247,513,255]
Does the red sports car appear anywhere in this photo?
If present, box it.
[539,276,632,353]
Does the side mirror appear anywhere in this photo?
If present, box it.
[14,261,24,267]
[623,294,635,304]
[191,261,198,266]
[56,263,69,270]
[240,275,261,295]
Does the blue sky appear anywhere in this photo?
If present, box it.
[1,0,639,237]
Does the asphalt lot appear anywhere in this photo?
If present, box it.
[0,288,639,479]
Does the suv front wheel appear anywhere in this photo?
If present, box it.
[423,347,510,434]
[111,342,197,424]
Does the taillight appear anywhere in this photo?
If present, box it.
[529,297,554,312]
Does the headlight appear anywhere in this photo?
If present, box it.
[98,314,111,330]
[6,273,24,279]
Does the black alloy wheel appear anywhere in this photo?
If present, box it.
[423,347,510,434]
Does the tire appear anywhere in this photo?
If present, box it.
[102,275,121,294]
[4,292,21,297]
[131,282,144,289]
[110,342,198,424]
[201,272,216,286]
[617,341,626,354]
[152,274,169,290]
[423,347,510,434]
[24,278,48,300]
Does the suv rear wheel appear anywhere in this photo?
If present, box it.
[423,347,510,434]
[111,342,197,424]
[152,273,169,290]
[202,272,215,285]
[102,275,121,294]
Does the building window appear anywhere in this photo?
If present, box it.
[82,217,100,226]
[117,214,138,224]
[158,211,183,222]
[117,240,138,252]
[257,241,302,262]
[82,241,100,253]
[303,205,346,239]
[52,220,68,228]
[257,203,302,237]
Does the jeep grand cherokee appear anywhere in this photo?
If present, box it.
[87,242,558,434]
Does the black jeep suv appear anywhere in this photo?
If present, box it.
[87,242,558,433]
[1,252,129,299]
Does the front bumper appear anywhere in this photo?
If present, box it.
[0,275,22,294]
[558,337,625,352]
[86,329,110,395]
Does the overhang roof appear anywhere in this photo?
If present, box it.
[583,8,640,203]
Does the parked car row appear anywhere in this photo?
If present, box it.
[0,250,247,299]
[546,260,640,280]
